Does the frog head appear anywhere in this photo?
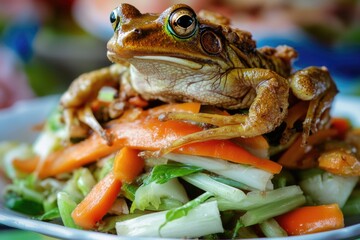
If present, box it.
[106,3,256,102]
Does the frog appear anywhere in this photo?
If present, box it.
[60,3,338,155]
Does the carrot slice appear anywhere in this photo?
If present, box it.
[13,103,282,177]
[276,204,344,235]
[330,117,351,139]
[318,149,360,176]
[177,140,280,173]
[71,172,121,229]
[113,147,144,183]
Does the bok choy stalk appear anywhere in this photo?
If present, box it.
[116,195,223,238]
[132,178,188,211]
[2,143,34,179]
[299,169,358,207]
[166,153,273,191]
[240,194,306,226]
[217,185,303,211]
[57,192,81,229]
[182,173,246,202]
[259,218,288,237]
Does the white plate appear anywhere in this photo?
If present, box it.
[0,94,360,239]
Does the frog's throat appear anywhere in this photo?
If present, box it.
[133,56,203,70]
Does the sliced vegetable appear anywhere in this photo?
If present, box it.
[76,168,97,196]
[113,147,144,183]
[318,149,360,176]
[133,178,188,211]
[57,192,81,229]
[13,103,281,178]
[182,173,246,202]
[259,218,288,237]
[4,192,43,215]
[71,172,122,229]
[342,189,360,216]
[143,163,202,185]
[276,204,344,235]
[161,192,213,229]
[330,117,351,139]
[298,169,358,207]
[217,185,304,211]
[116,199,223,238]
[166,153,273,191]
[240,195,306,227]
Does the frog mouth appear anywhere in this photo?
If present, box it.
[131,56,204,70]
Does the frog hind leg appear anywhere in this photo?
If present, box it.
[60,64,127,145]
[289,66,338,145]
[157,69,290,155]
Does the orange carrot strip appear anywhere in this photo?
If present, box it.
[113,147,144,183]
[318,149,360,176]
[331,117,351,139]
[177,140,281,174]
[71,172,122,229]
[14,117,282,177]
[13,103,282,177]
[276,204,344,235]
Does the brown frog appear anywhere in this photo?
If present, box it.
[60,3,338,154]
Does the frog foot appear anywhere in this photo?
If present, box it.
[63,106,113,145]
[289,66,338,145]
[157,76,289,156]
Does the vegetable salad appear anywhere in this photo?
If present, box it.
[1,98,360,239]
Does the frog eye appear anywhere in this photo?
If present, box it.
[110,8,121,31]
[168,8,197,38]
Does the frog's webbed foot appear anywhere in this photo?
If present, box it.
[290,66,338,145]
[60,64,128,145]
[158,70,290,156]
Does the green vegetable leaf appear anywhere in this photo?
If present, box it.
[159,192,213,232]
[143,163,202,185]
[5,192,44,215]
[35,207,60,221]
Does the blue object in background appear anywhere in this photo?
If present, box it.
[2,20,39,62]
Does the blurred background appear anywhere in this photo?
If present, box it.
[0,0,359,110]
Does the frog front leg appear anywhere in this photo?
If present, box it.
[289,66,338,144]
[158,68,290,155]
[61,64,128,144]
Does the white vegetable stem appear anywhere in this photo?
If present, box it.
[182,173,246,202]
[134,178,189,211]
[116,201,224,238]
[166,153,273,191]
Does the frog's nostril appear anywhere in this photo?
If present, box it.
[133,29,142,34]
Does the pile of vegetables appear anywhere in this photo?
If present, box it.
[1,97,360,238]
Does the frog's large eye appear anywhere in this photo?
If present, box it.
[168,8,197,38]
[110,8,121,31]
